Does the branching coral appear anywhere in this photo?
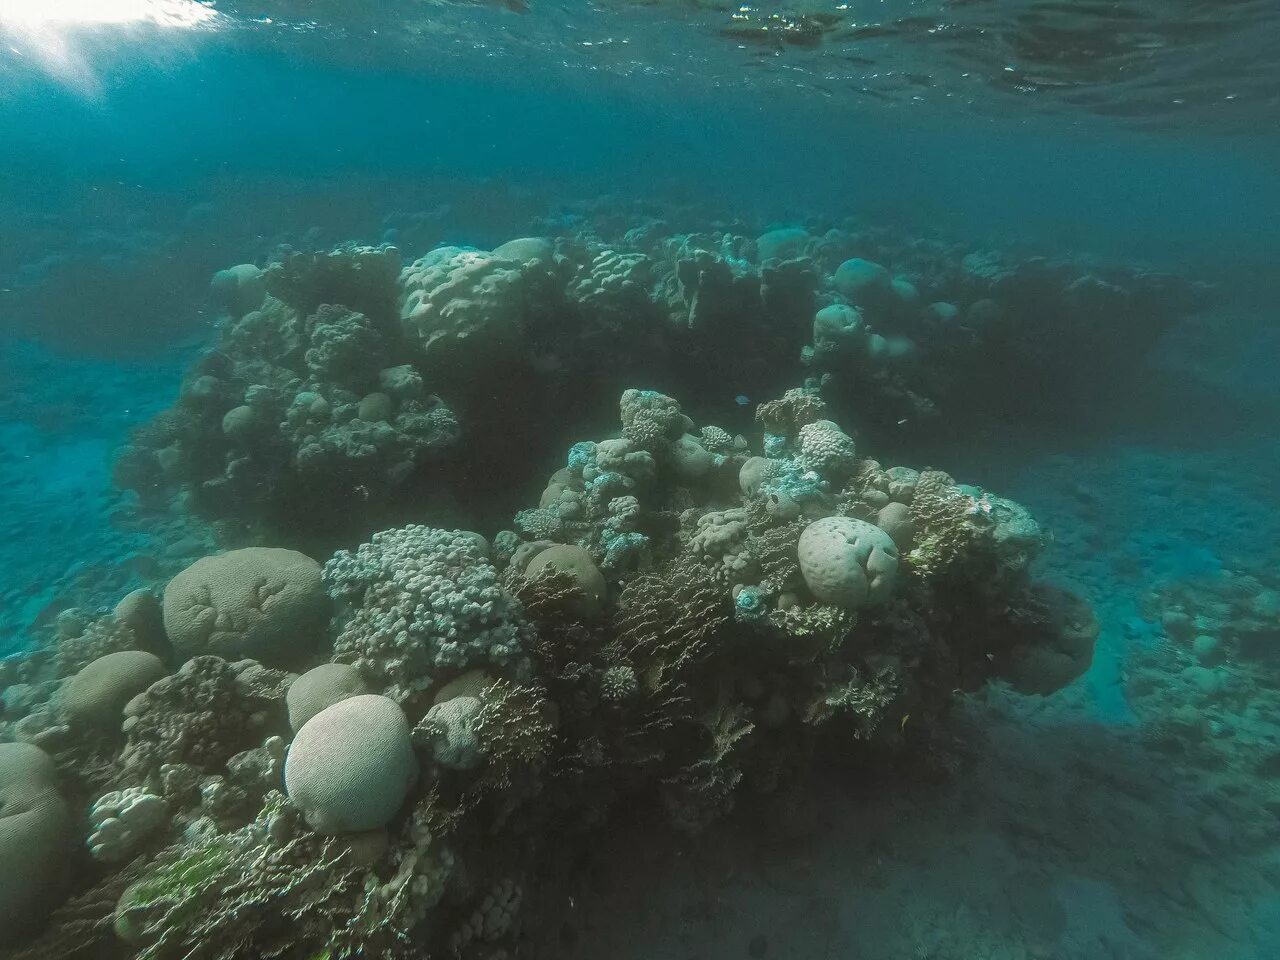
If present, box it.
[325,526,533,704]
[119,656,290,789]
[905,470,984,579]
[804,664,901,737]
[615,556,731,684]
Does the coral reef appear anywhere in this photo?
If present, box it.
[161,547,327,665]
[113,244,460,548]
[13,197,1168,958]
[112,217,1203,556]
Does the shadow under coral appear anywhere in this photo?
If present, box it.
[533,690,1278,960]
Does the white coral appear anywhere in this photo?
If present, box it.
[324,526,532,700]
[399,247,528,369]
[87,787,167,862]
[797,419,857,477]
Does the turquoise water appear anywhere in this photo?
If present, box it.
[1,3,1278,958]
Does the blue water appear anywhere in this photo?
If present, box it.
[1,2,1278,957]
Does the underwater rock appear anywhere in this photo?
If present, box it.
[163,547,327,665]
[284,694,417,834]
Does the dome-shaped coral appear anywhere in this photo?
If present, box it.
[62,650,168,730]
[525,544,606,617]
[833,257,893,313]
[797,419,857,478]
[163,547,327,666]
[286,663,371,732]
[798,516,900,609]
[0,743,72,941]
[284,694,416,834]
[399,246,530,373]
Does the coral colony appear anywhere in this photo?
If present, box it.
[5,215,1211,958]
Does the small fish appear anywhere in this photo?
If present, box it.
[899,712,910,732]
[735,394,750,407]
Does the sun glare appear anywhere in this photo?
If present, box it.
[0,0,218,29]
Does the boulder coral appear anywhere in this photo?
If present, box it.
[399,246,532,373]
[61,650,168,731]
[162,547,327,665]
[798,516,901,608]
[286,662,371,732]
[284,694,417,834]
[0,742,73,941]
[523,544,607,617]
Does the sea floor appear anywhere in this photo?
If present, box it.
[1,303,1276,957]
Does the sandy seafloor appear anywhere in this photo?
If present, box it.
[2,301,1277,959]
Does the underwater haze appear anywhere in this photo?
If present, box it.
[1,2,1278,958]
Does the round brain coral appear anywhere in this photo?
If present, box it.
[798,516,901,609]
[162,547,328,666]
[524,544,606,617]
[833,257,894,312]
[286,663,371,732]
[62,650,168,730]
[0,742,73,941]
[284,694,417,834]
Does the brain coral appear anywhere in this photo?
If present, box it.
[286,663,371,732]
[284,694,417,834]
[798,516,900,609]
[833,258,894,312]
[524,544,606,617]
[162,547,327,666]
[61,650,168,730]
[0,742,73,941]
